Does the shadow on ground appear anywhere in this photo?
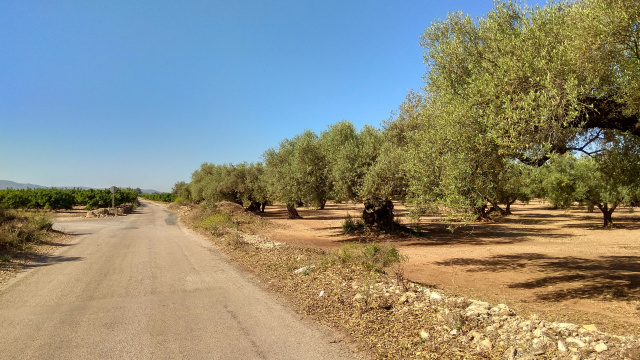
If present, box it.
[436,253,640,302]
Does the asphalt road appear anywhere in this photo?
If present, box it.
[0,201,359,359]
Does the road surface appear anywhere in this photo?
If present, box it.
[0,201,359,359]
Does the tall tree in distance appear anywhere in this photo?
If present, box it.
[263,130,329,218]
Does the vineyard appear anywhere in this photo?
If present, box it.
[0,188,139,210]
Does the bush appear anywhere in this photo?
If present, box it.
[198,211,238,236]
[342,214,363,233]
[29,213,53,232]
[224,232,247,248]
[326,242,405,272]
[0,212,52,252]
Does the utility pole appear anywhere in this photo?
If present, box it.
[110,186,118,216]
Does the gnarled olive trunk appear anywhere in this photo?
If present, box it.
[246,201,261,212]
[596,203,616,227]
[363,198,394,229]
[286,203,302,219]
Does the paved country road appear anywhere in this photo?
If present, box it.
[0,201,360,360]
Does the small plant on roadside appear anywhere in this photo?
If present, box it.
[29,213,53,232]
[362,242,405,271]
[392,264,411,292]
[342,214,363,233]
[325,242,405,273]
[224,232,247,249]
[198,211,238,236]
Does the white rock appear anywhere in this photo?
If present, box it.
[294,265,315,274]
[594,342,608,353]
[318,290,324,297]
[558,340,567,352]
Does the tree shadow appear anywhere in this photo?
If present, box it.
[436,253,640,302]
[560,214,640,230]
[0,253,83,273]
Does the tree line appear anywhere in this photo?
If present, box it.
[0,188,139,210]
[175,0,640,228]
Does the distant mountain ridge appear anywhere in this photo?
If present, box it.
[0,180,159,193]
[0,180,48,190]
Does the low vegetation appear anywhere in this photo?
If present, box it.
[0,206,55,261]
[0,188,139,210]
[139,192,177,203]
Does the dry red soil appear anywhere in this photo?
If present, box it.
[257,201,640,336]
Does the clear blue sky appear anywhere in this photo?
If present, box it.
[1,0,500,192]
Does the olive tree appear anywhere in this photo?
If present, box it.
[400,0,639,224]
[320,120,382,203]
[263,130,329,218]
[541,135,640,227]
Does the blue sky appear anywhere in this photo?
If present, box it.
[1,0,499,192]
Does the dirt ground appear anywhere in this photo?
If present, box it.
[257,201,640,337]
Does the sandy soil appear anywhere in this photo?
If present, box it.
[257,201,640,336]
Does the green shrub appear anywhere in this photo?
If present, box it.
[29,213,53,232]
[198,211,238,235]
[342,214,363,233]
[326,242,405,272]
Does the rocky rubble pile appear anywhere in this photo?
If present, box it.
[85,204,134,217]
[356,280,640,359]
[239,233,284,249]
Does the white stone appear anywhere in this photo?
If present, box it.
[294,265,315,274]
[557,340,567,352]
[594,342,608,353]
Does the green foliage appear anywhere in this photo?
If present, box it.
[540,137,640,226]
[189,162,268,210]
[140,192,176,202]
[0,209,53,252]
[176,0,639,231]
[341,214,363,233]
[0,188,138,210]
[327,242,406,272]
[319,121,382,202]
[172,181,191,200]
[197,211,238,236]
[264,130,329,210]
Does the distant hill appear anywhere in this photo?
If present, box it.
[0,180,48,190]
[140,189,160,194]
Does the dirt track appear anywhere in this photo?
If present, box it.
[0,201,359,359]
[257,201,640,336]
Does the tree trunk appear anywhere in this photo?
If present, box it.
[505,200,516,215]
[319,199,327,210]
[246,201,261,212]
[597,203,616,227]
[286,203,302,219]
[260,202,266,213]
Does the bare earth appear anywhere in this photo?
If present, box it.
[0,202,359,359]
[257,201,640,336]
